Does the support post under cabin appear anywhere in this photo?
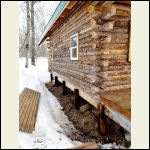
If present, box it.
[55,76,59,87]
[74,89,80,109]
[98,103,107,135]
[62,81,67,95]
[50,73,53,82]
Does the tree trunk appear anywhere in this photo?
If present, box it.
[25,1,30,68]
[31,1,36,66]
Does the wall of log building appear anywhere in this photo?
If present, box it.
[47,1,131,101]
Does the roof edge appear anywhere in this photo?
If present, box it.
[38,1,70,46]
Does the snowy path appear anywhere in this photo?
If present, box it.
[19,58,78,149]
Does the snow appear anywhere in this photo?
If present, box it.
[19,57,128,149]
[19,57,76,149]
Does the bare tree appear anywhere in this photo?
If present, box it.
[31,1,36,66]
[25,1,30,68]
[19,1,60,59]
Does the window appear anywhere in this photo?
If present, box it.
[70,33,78,60]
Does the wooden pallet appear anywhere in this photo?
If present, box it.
[19,88,41,133]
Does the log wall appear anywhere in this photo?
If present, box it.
[47,1,131,102]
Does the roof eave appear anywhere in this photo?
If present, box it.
[38,1,78,46]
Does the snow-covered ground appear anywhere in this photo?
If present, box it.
[19,57,79,149]
[19,57,128,149]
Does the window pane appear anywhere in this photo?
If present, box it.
[72,48,77,58]
[71,36,77,47]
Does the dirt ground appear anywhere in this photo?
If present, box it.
[45,81,130,148]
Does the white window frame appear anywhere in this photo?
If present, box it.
[70,33,78,60]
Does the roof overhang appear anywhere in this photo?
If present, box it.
[38,1,78,46]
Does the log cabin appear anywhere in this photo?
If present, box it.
[38,1,131,133]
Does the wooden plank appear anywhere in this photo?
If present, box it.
[19,89,33,130]
[20,90,35,131]
[25,91,39,132]
[19,88,29,108]
[101,89,131,110]
[55,76,59,87]
[100,98,130,120]
[68,142,99,149]
[104,106,131,132]
[80,103,91,112]
[28,93,40,132]
[62,81,67,95]
[100,89,131,120]
[50,73,54,82]
[98,104,107,135]
[19,88,41,133]
[74,89,80,109]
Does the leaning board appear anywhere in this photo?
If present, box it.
[19,88,41,133]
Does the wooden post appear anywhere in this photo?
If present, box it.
[62,81,67,95]
[50,73,53,82]
[74,89,80,109]
[98,104,107,135]
[55,76,59,87]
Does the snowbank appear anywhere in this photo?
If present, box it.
[19,57,75,149]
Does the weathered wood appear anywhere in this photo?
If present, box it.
[91,31,129,39]
[53,71,99,108]
[100,96,131,120]
[50,73,53,82]
[102,4,131,21]
[68,142,99,149]
[74,89,80,109]
[47,1,131,95]
[87,4,106,14]
[104,106,131,132]
[62,81,67,95]
[80,103,91,112]
[98,104,107,135]
[19,88,41,133]
[55,76,59,87]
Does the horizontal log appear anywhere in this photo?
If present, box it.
[99,74,131,81]
[91,86,100,94]
[102,4,131,21]
[101,79,130,88]
[91,18,129,28]
[93,43,128,49]
[87,4,106,14]
[80,104,92,112]
[99,70,131,77]
[99,54,128,60]
[90,30,129,39]
[85,75,101,84]
[101,84,131,92]
[84,49,128,56]
[101,65,131,71]
[113,3,131,12]
[92,39,128,48]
